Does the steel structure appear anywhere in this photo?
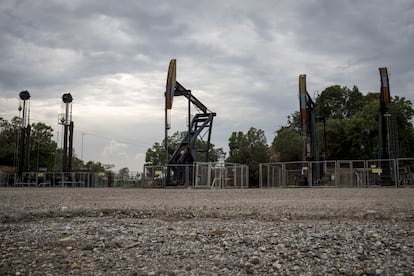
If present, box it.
[298,74,321,185]
[59,93,74,172]
[378,67,398,159]
[17,90,31,177]
[164,59,216,185]
[377,67,398,185]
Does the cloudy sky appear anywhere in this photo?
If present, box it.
[1,0,413,172]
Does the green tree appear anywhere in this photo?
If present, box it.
[118,167,130,178]
[84,161,107,172]
[196,139,226,162]
[29,122,58,171]
[145,131,225,165]
[316,85,364,119]
[0,118,20,167]
[226,127,269,186]
[286,112,302,131]
[71,155,85,171]
[274,86,414,161]
[145,142,167,165]
[322,94,414,159]
[272,127,302,161]
[389,96,414,157]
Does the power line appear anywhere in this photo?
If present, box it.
[77,129,149,149]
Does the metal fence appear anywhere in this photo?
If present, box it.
[142,162,249,188]
[142,164,193,188]
[193,162,249,188]
[2,158,413,188]
[260,158,414,188]
[397,158,414,187]
[337,160,367,187]
[0,171,141,188]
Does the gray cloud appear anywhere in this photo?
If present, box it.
[1,0,413,170]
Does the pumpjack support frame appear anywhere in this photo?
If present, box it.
[378,67,397,160]
[377,67,398,185]
[298,74,321,185]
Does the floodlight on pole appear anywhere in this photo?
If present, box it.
[59,93,74,172]
[17,90,31,176]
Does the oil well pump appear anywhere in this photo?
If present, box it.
[165,59,216,185]
[377,67,398,185]
[378,67,398,160]
[17,90,31,176]
[298,74,321,185]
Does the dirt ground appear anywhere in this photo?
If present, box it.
[0,188,413,275]
[1,188,413,222]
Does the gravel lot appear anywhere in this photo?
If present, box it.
[0,188,413,275]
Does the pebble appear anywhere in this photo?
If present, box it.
[272,261,282,270]
[0,189,413,275]
[249,256,260,265]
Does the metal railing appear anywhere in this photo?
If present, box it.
[193,162,249,188]
[0,171,141,188]
[2,158,413,188]
[260,158,414,188]
[142,162,249,188]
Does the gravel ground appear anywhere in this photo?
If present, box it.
[0,188,413,275]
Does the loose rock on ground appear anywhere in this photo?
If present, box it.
[0,188,413,275]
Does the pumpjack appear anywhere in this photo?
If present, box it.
[377,67,398,185]
[165,59,216,185]
[298,74,321,185]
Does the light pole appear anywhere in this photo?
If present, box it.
[81,132,85,161]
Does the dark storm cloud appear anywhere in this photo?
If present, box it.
[0,0,413,170]
[287,1,414,94]
[0,0,189,95]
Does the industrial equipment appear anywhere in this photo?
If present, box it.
[164,59,216,185]
[298,74,321,185]
[378,67,398,160]
[59,93,74,172]
[17,90,31,176]
[377,67,398,185]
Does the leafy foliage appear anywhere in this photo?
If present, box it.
[226,127,269,186]
[28,122,58,171]
[271,127,302,161]
[0,118,20,167]
[316,85,364,119]
[0,118,117,172]
[145,131,225,165]
[274,86,414,160]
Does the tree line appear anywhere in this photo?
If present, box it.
[273,85,414,161]
[2,84,413,183]
[0,118,118,174]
